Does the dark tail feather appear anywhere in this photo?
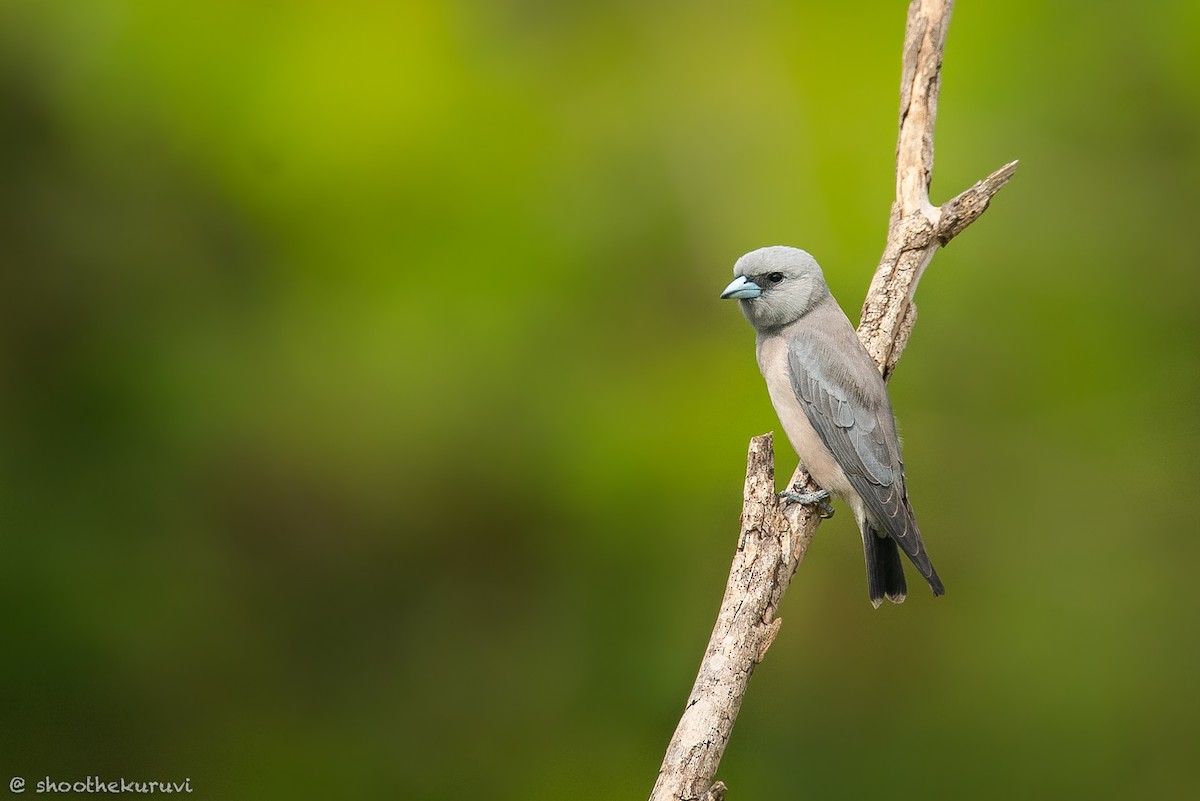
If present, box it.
[863,524,907,608]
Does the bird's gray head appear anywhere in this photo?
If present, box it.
[720,246,831,332]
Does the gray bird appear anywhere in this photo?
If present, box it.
[721,245,944,606]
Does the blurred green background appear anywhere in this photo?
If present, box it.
[2,1,1198,798]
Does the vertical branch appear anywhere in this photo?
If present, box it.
[649,2,1015,799]
[860,0,1017,378]
[648,435,820,801]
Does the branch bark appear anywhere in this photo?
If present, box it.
[649,2,1016,799]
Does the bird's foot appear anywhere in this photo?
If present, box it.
[779,486,834,518]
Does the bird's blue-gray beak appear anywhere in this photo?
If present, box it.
[720,275,762,299]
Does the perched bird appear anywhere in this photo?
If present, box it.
[720,246,944,606]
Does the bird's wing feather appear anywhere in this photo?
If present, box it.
[786,334,938,581]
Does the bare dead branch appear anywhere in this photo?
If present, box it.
[648,1,1016,799]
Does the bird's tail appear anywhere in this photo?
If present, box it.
[862,523,908,609]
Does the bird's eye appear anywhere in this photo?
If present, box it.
[767,272,784,283]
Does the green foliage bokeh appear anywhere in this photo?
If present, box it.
[2,1,1199,798]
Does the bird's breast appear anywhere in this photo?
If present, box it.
[756,334,855,498]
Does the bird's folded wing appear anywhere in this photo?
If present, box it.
[786,336,936,577]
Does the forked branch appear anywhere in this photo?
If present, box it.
[648,1,1016,799]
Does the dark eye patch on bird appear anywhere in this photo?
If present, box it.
[767,272,784,283]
